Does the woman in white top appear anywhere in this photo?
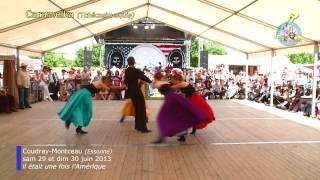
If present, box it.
[39,66,53,102]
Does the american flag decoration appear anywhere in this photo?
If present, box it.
[110,44,136,58]
[154,44,183,58]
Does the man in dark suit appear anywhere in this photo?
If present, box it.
[125,57,152,133]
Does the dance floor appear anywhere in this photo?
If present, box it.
[1,100,320,180]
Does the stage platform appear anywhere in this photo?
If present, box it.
[0,100,320,180]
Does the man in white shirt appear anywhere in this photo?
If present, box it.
[17,63,31,109]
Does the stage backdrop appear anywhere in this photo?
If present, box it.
[104,43,186,69]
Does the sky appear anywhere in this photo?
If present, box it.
[53,37,97,60]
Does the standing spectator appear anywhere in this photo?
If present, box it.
[112,70,122,100]
[67,69,76,95]
[81,67,91,86]
[39,66,53,102]
[17,63,32,109]
[75,69,82,90]
[155,62,162,72]
[93,70,102,82]
[48,68,59,101]
[60,69,68,84]
[32,70,42,102]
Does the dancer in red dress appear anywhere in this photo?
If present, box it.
[171,74,215,134]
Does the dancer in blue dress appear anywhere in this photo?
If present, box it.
[58,76,112,134]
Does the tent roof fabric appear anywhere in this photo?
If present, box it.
[0,0,319,57]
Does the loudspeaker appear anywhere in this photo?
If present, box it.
[200,51,208,69]
[84,49,92,68]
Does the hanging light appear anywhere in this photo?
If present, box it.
[150,24,155,29]
[132,24,138,29]
[144,25,149,30]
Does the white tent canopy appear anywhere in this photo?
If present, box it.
[0,0,319,57]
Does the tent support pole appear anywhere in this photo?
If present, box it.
[41,52,45,68]
[245,53,249,100]
[311,42,319,117]
[16,48,20,71]
[270,50,275,106]
[198,38,203,67]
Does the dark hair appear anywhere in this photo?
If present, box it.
[127,56,135,65]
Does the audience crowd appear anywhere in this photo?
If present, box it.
[1,63,319,119]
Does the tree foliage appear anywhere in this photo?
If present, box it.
[74,47,85,67]
[204,41,227,55]
[190,38,199,67]
[287,52,314,64]
[44,52,74,68]
[92,44,102,67]
[190,38,227,67]
[74,45,102,67]
[44,44,103,68]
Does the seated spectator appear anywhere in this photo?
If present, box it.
[59,85,69,102]
[288,86,303,112]
[0,89,17,113]
[227,80,239,99]
[202,77,213,100]
[212,79,222,99]
[256,86,270,104]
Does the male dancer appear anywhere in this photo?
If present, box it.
[124,57,152,133]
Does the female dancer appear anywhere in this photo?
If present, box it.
[58,76,112,134]
[119,81,150,123]
[152,72,208,143]
[171,74,215,135]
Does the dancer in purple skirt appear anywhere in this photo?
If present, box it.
[151,72,208,143]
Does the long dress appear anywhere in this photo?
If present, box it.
[122,83,150,118]
[58,84,99,127]
[157,84,208,138]
[40,72,52,101]
[180,84,215,129]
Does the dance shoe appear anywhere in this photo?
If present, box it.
[177,135,186,142]
[76,127,88,134]
[190,127,197,135]
[152,138,164,144]
[119,116,125,123]
[65,121,71,129]
[140,129,152,133]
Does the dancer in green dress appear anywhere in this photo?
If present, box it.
[58,76,112,134]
